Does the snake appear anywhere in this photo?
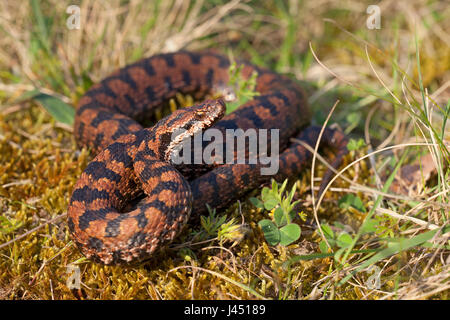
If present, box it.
[67,50,348,265]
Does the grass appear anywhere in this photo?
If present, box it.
[0,0,449,300]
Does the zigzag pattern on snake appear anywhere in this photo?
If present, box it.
[67,50,348,265]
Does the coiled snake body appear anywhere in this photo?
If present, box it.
[68,51,348,265]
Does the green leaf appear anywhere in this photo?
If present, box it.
[271,179,278,195]
[216,215,227,227]
[346,112,361,126]
[287,183,296,203]
[263,199,278,211]
[352,196,366,213]
[279,223,301,246]
[279,179,288,196]
[333,221,347,231]
[338,194,352,210]
[337,232,353,248]
[287,208,298,222]
[200,216,209,233]
[347,138,366,151]
[319,240,329,253]
[33,92,75,125]
[321,224,334,240]
[258,219,280,245]
[360,218,378,234]
[338,194,366,213]
[261,187,269,200]
[261,187,276,203]
[273,207,285,227]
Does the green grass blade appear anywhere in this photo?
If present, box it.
[30,0,50,52]
[338,226,450,286]
[336,149,409,286]
[32,93,75,125]
[283,249,379,269]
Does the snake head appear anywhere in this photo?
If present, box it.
[190,99,226,125]
[153,99,226,163]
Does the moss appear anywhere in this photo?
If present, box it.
[0,99,357,299]
[1,103,447,300]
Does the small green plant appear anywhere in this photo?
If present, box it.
[195,205,244,246]
[320,194,376,263]
[200,205,227,237]
[346,138,366,152]
[0,216,23,235]
[318,221,376,266]
[251,179,302,246]
[338,193,367,213]
[318,223,354,263]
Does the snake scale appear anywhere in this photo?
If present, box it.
[67,50,348,265]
